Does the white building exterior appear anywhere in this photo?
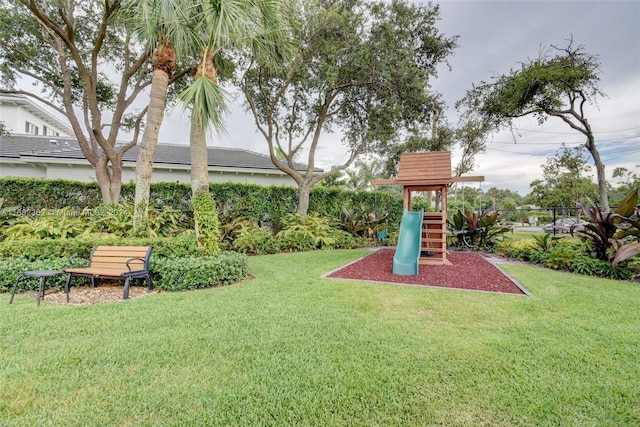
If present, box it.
[0,95,316,186]
[0,94,73,137]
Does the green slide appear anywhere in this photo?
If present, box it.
[393,209,424,275]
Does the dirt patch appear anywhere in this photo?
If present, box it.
[326,248,527,295]
[17,285,157,306]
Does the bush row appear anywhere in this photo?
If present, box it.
[496,236,640,281]
[0,252,249,294]
[0,177,403,232]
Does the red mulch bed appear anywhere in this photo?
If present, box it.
[327,248,525,295]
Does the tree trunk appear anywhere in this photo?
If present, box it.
[586,137,609,211]
[190,118,209,197]
[110,161,123,205]
[95,155,124,205]
[296,182,312,216]
[132,42,174,235]
[95,156,114,204]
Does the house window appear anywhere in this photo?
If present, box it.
[43,125,48,135]
[25,121,39,135]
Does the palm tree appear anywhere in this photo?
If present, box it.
[125,0,290,243]
[181,0,291,198]
[124,0,197,234]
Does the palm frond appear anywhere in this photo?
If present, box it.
[178,75,230,133]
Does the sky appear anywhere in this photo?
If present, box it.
[34,0,639,196]
[155,0,639,196]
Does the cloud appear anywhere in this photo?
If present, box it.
[156,0,639,195]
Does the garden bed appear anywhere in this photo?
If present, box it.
[326,248,528,295]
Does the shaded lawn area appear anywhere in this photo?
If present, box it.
[1,249,639,426]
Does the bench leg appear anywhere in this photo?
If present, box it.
[146,275,153,293]
[123,277,131,300]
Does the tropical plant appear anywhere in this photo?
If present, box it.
[125,0,195,233]
[336,204,387,238]
[232,222,278,255]
[182,0,291,197]
[448,209,511,249]
[573,189,640,268]
[570,255,632,281]
[3,208,93,240]
[276,213,337,251]
[0,197,18,236]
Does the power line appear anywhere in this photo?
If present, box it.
[605,148,640,161]
[489,135,639,145]
[515,126,640,135]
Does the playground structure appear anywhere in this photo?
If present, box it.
[373,152,483,272]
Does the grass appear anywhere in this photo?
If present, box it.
[1,249,639,426]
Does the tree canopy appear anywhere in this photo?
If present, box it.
[239,0,457,214]
[0,0,160,204]
[457,38,611,210]
[528,144,598,209]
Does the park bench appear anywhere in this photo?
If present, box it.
[64,246,154,300]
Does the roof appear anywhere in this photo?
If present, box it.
[371,151,483,187]
[0,135,318,172]
[397,152,452,183]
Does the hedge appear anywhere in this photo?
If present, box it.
[0,177,403,231]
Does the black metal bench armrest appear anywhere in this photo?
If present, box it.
[125,257,146,272]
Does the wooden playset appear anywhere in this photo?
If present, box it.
[373,151,483,266]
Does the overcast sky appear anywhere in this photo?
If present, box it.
[158,0,640,195]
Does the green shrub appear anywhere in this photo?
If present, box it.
[276,214,337,252]
[1,249,248,294]
[497,239,537,261]
[540,244,581,270]
[0,257,86,292]
[447,209,511,250]
[0,235,200,261]
[150,252,248,291]
[574,189,639,267]
[193,193,221,256]
[331,229,360,249]
[232,222,279,255]
[335,204,388,238]
[570,256,632,280]
[1,178,403,236]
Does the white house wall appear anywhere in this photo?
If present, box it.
[0,104,19,133]
[0,96,72,136]
[1,160,298,187]
[0,161,47,178]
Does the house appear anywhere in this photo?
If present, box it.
[0,95,315,186]
[0,94,73,137]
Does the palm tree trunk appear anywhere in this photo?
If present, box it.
[190,50,217,197]
[190,118,209,196]
[133,42,174,235]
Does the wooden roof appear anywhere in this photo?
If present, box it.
[397,152,452,184]
[371,151,484,187]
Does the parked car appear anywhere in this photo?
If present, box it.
[542,218,585,234]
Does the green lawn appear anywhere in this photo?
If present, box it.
[1,249,639,426]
